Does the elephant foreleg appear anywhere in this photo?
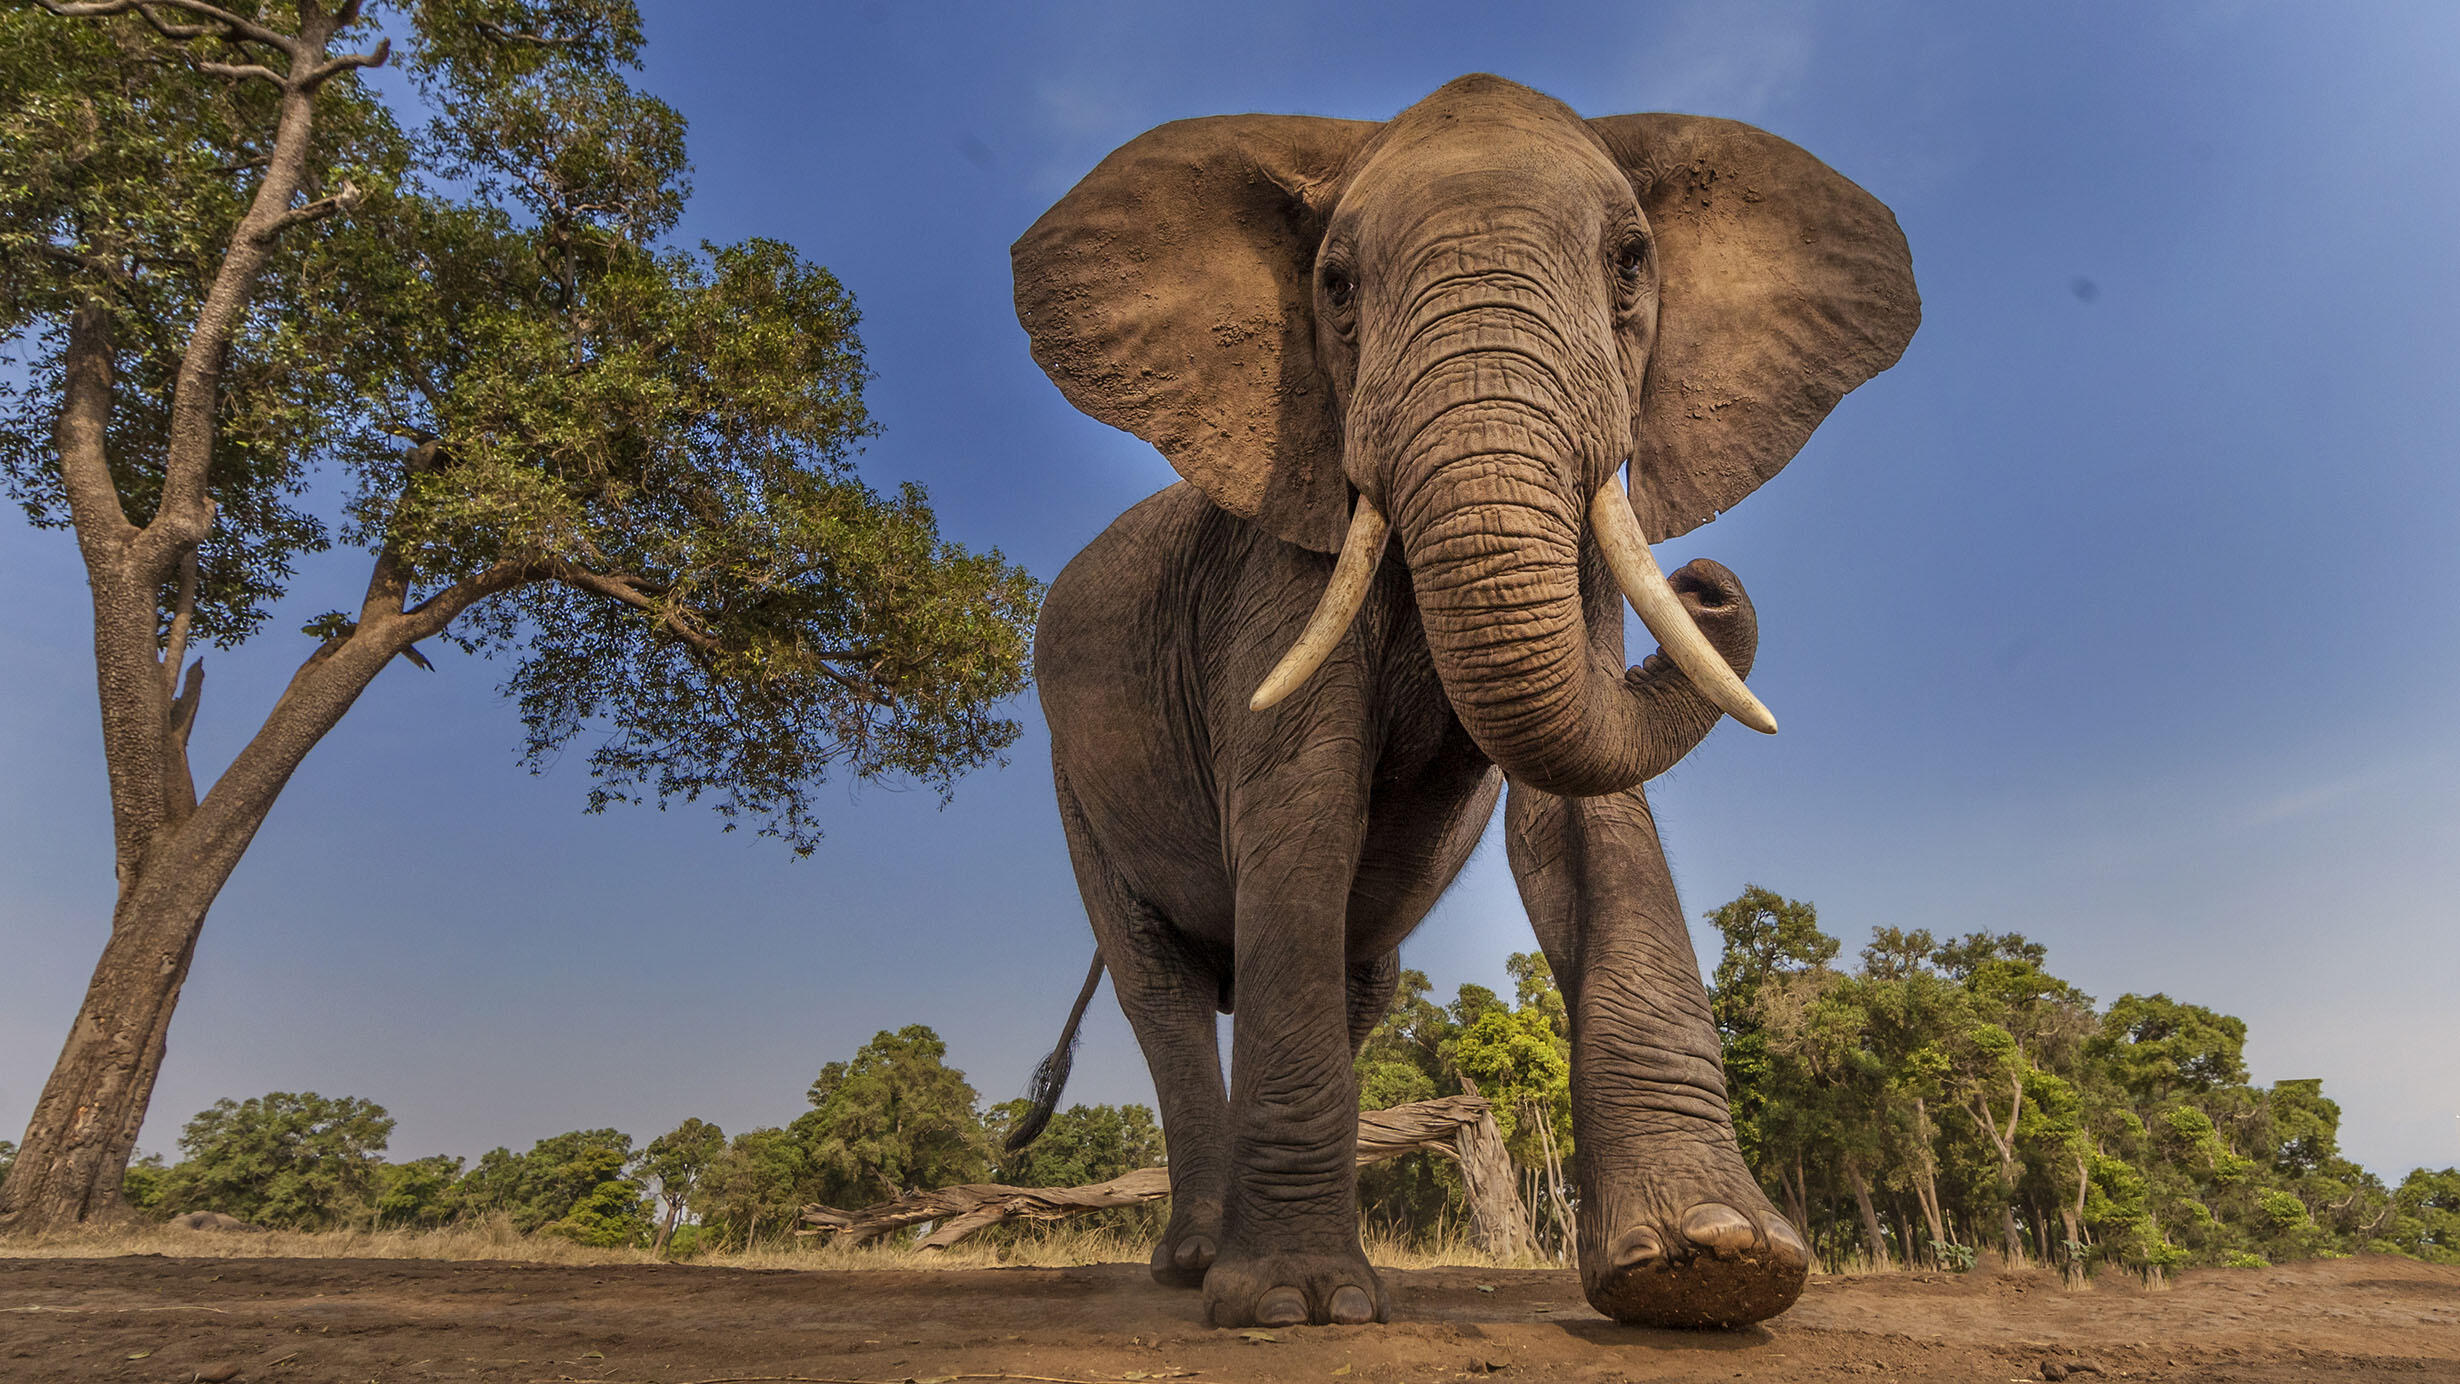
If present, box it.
[1505,779,1810,1327]
[1204,762,1385,1328]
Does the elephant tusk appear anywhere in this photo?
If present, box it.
[1590,475,1778,735]
[1249,497,1390,711]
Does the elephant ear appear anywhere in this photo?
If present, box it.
[1590,114,1920,540]
[1014,115,1378,553]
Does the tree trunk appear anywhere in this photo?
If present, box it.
[1847,1162,1889,1267]
[2,617,472,1235]
[1453,1099,1534,1260]
[1782,1151,1810,1242]
[0,845,248,1232]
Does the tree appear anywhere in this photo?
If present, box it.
[991,1102,1161,1189]
[150,1091,392,1229]
[2383,1168,2460,1264]
[691,1125,813,1249]
[986,1100,1165,1238]
[371,1153,463,1229]
[455,1128,635,1233]
[1446,955,1574,1257]
[795,1025,989,1208]
[640,1117,723,1251]
[0,0,1038,1233]
[1351,969,1465,1240]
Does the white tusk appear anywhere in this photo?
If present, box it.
[1589,475,1777,735]
[1250,498,1390,711]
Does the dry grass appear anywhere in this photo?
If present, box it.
[0,1214,1533,1274]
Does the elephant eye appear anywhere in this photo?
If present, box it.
[1322,266,1356,311]
[1615,236,1650,284]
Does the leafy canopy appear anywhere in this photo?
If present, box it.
[154,1091,393,1230]
[0,0,1039,851]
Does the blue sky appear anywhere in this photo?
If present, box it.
[5,1,2458,1179]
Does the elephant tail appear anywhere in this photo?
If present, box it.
[1003,949,1106,1152]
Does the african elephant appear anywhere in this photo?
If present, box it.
[1011,75,1917,1329]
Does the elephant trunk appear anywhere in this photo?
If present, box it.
[1374,320,1660,797]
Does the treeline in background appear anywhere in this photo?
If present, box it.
[14,887,2452,1277]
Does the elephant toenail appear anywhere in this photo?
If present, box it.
[1765,1216,1810,1270]
[1328,1285,1375,1324]
[1608,1225,1667,1272]
[1255,1287,1308,1327]
[1176,1235,1216,1272]
[1679,1203,1758,1259]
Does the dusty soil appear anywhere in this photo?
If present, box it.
[3,1252,2453,1383]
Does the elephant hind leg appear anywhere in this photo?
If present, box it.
[1052,768,1230,1289]
[1347,951,1401,1056]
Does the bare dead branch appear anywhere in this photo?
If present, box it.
[798,1096,1519,1251]
[253,178,361,242]
[161,548,198,701]
[167,659,204,748]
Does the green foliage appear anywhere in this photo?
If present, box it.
[640,1117,724,1247]
[372,1154,466,1229]
[992,1102,1162,1189]
[542,1170,652,1246]
[120,1151,168,1212]
[2380,1168,2460,1264]
[1703,887,2424,1278]
[795,1025,990,1207]
[456,1128,639,1234]
[988,1100,1166,1238]
[691,1125,814,1249]
[1347,957,1575,1252]
[0,0,1038,851]
[153,1092,394,1230]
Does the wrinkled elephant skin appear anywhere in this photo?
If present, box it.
[1016,75,1918,1329]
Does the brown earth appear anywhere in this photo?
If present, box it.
[3,1252,2454,1384]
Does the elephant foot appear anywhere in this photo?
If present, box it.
[1204,1248,1388,1327]
[1583,1199,1809,1328]
[1149,1205,1221,1290]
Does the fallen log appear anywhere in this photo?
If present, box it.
[800,1093,1527,1252]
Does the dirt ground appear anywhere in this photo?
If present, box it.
[3,1251,2454,1384]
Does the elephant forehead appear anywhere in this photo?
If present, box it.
[1344,126,1631,242]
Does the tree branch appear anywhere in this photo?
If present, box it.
[195,60,283,87]
[303,38,388,88]
[358,440,441,623]
[33,0,301,57]
[160,548,198,701]
[163,659,203,823]
[127,72,321,583]
[253,178,361,243]
[548,562,721,655]
[474,18,580,47]
[398,560,535,643]
[54,301,135,555]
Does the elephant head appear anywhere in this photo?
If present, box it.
[1016,75,1917,796]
